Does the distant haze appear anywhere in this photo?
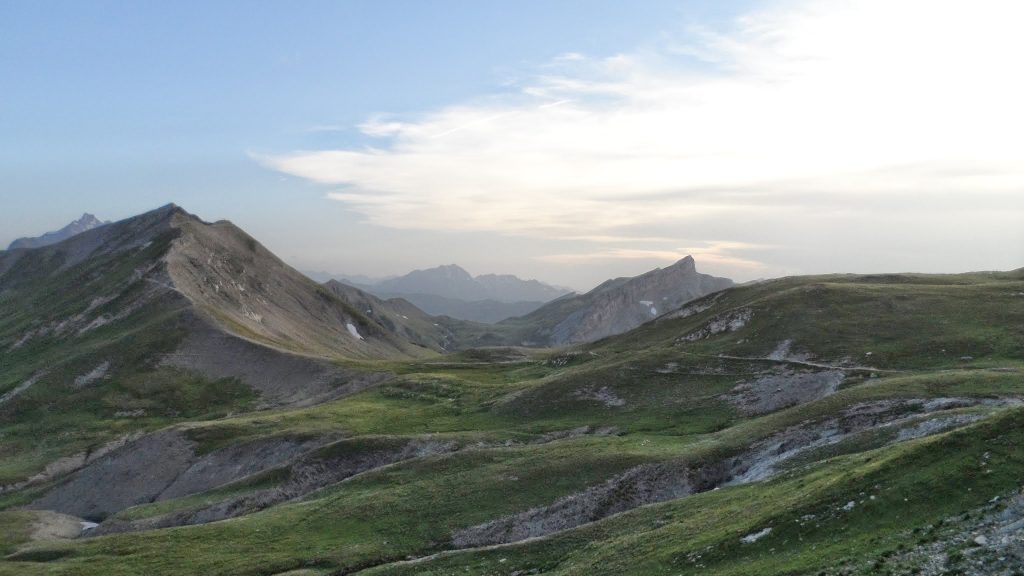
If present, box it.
[2,0,1022,290]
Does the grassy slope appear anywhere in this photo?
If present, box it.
[0,231,258,487]
[368,406,1024,576]
[1,271,1022,575]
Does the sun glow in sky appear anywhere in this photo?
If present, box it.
[2,0,1022,289]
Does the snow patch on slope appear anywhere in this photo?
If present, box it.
[346,322,364,340]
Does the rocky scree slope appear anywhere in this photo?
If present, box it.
[163,207,435,361]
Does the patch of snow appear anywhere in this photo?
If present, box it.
[401,315,409,319]
[729,369,845,417]
[740,527,772,543]
[842,501,856,511]
[80,521,99,531]
[74,361,110,388]
[346,322,364,340]
[639,300,654,306]
[649,306,658,316]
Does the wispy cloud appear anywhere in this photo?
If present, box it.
[538,241,769,269]
[262,0,1024,276]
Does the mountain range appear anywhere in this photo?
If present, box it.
[329,264,573,323]
[2,205,1023,576]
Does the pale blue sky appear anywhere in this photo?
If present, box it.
[2,0,1021,289]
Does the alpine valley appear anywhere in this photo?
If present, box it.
[2,205,1023,576]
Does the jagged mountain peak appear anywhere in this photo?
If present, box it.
[668,254,696,271]
[72,212,103,226]
[500,255,733,345]
[7,211,112,251]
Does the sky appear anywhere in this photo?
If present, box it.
[2,0,1022,291]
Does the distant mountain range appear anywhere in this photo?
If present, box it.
[372,264,570,303]
[319,264,574,323]
[7,213,108,250]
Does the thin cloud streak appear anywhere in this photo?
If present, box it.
[537,241,770,270]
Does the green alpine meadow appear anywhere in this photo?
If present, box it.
[1,205,1022,575]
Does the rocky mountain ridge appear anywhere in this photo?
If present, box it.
[0,204,437,411]
[497,255,734,345]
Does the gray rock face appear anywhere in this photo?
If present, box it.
[729,368,846,415]
[452,460,729,548]
[29,430,197,521]
[160,313,391,407]
[156,435,330,500]
[509,256,733,346]
[29,430,337,522]
[7,213,108,251]
[91,436,462,535]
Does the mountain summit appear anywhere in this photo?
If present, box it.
[496,255,733,345]
[7,212,109,250]
[0,204,437,409]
